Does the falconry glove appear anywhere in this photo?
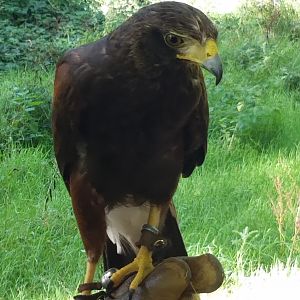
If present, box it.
[74,254,224,300]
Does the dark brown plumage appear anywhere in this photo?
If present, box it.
[52,1,222,296]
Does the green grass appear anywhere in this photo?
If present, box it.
[1,142,299,299]
[0,147,81,299]
[176,141,300,272]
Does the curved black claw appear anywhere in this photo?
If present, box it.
[128,289,135,300]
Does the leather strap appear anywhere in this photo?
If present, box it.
[73,291,106,300]
[138,224,161,251]
[78,282,103,293]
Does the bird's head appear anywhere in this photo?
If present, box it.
[110,1,223,85]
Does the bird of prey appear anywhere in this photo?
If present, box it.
[52,1,222,297]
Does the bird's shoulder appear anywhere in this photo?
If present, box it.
[55,36,113,88]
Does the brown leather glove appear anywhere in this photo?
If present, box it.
[75,254,224,300]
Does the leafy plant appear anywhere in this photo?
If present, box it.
[236,105,283,149]
[240,0,299,40]
[0,84,52,148]
[236,42,265,69]
[103,0,150,34]
[209,88,239,140]
[0,0,105,70]
[281,69,300,91]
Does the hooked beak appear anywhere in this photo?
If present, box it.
[176,38,223,85]
[201,54,223,85]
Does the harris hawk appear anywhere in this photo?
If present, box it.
[52,1,222,298]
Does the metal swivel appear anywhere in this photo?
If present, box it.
[101,268,119,290]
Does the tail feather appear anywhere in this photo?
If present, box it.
[103,238,135,271]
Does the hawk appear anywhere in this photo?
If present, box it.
[52,1,222,297]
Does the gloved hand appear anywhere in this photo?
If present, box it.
[75,254,224,300]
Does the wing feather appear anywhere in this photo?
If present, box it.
[182,79,209,177]
[52,39,108,189]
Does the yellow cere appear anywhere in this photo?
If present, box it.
[176,39,218,64]
[205,39,219,57]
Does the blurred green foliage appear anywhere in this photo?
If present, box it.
[0,0,105,71]
[241,0,300,40]
[3,86,51,146]
[207,0,300,150]
[103,0,150,33]
[0,71,53,148]
[0,0,299,151]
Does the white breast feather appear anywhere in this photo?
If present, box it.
[106,203,150,254]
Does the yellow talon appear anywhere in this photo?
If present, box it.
[129,246,154,290]
[110,204,161,294]
[110,245,154,289]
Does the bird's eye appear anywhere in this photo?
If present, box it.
[164,34,184,48]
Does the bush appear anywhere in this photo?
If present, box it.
[209,78,286,149]
[240,0,299,40]
[0,71,53,149]
[0,0,105,71]
[281,69,300,92]
[0,86,52,148]
[103,0,150,34]
[236,42,265,69]
[209,88,239,140]
[207,1,300,150]
[236,105,283,148]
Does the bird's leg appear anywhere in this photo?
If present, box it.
[81,261,97,295]
[69,170,106,296]
[109,204,162,294]
[84,261,96,284]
